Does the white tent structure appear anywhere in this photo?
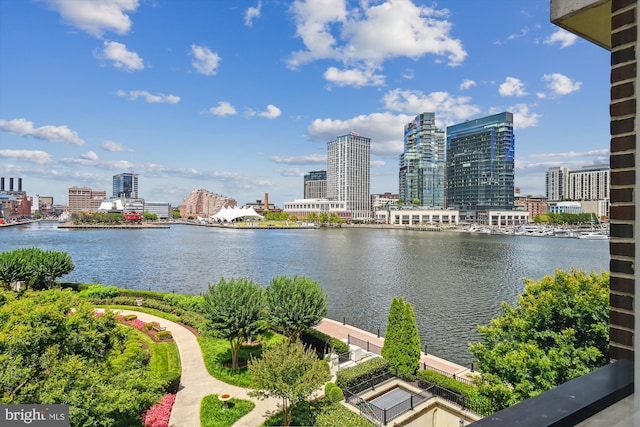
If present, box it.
[210,206,264,223]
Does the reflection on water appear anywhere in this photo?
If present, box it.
[3,221,608,365]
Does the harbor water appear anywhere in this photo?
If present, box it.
[1,221,609,366]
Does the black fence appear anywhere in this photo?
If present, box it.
[420,362,474,385]
[348,334,382,355]
[344,370,492,425]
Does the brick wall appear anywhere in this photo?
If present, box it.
[610,0,636,361]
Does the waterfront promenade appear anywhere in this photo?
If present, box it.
[315,317,477,381]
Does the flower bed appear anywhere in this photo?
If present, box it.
[142,393,176,427]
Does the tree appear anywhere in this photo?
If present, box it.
[381,297,421,378]
[202,277,265,369]
[469,269,609,411]
[248,340,330,427]
[0,248,74,291]
[307,212,318,223]
[142,212,158,221]
[265,275,327,342]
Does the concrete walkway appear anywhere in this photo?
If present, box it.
[109,310,279,427]
[314,317,477,380]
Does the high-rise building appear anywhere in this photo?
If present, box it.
[113,172,138,198]
[546,167,569,202]
[446,112,515,211]
[68,187,106,212]
[304,170,327,199]
[327,132,371,219]
[399,112,445,208]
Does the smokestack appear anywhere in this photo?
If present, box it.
[18,178,22,192]
[9,178,13,192]
[0,177,4,191]
[264,193,269,210]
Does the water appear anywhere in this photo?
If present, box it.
[1,221,609,366]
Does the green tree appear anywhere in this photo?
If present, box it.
[381,297,421,378]
[265,275,327,342]
[142,212,158,221]
[248,340,330,427]
[172,209,181,219]
[202,277,265,369]
[469,269,609,411]
[307,212,318,223]
[0,248,74,291]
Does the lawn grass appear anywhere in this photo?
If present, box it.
[130,329,181,391]
[200,395,255,427]
[261,399,373,427]
[198,331,285,388]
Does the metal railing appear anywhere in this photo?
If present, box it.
[420,362,474,385]
[348,334,382,355]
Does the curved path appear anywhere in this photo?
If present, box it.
[109,310,280,427]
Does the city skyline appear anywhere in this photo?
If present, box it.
[0,0,610,207]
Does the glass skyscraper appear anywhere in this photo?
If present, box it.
[303,170,327,199]
[327,133,371,219]
[113,172,138,199]
[399,112,445,208]
[446,112,515,211]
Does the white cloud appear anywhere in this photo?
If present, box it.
[543,73,582,95]
[80,151,99,161]
[544,29,578,49]
[509,104,541,128]
[459,79,476,90]
[257,105,282,119]
[275,167,305,177]
[371,160,385,167]
[499,77,527,97]
[324,65,385,87]
[382,89,480,124]
[0,118,85,145]
[191,44,221,76]
[245,1,262,27]
[99,41,144,71]
[209,101,237,117]
[101,140,132,152]
[287,0,466,70]
[0,149,53,165]
[528,149,609,160]
[402,68,415,80]
[270,154,327,164]
[117,90,180,103]
[41,0,139,38]
[308,111,415,156]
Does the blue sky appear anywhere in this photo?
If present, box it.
[0,0,611,208]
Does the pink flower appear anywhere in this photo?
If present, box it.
[142,393,176,427]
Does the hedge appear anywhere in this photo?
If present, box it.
[335,357,390,390]
[416,370,478,397]
[301,328,349,357]
[324,382,344,403]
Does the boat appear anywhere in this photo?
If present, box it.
[578,231,609,240]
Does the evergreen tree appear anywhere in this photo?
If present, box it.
[381,297,421,378]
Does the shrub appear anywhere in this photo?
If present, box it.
[324,382,344,403]
[123,314,137,321]
[336,357,389,390]
[145,322,159,331]
[417,370,481,398]
[301,328,349,357]
[156,330,173,340]
[163,293,204,313]
[77,284,120,299]
[141,393,175,427]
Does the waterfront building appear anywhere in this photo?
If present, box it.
[545,167,569,201]
[480,210,529,226]
[179,188,236,218]
[514,191,549,218]
[371,192,400,209]
[327,132,371,220]
[283,198,351,222]
[549,201,583,214]
[399,113,445,208]
[304,170,327,199]
[567,164,610,201]
[113,172,139,199]
[373,207,459,226]
[67,187,106,213]
[446,112,515,215]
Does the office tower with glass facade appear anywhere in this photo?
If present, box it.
[113,173,138,199]
[399,112,445,208]
[446,112,515,211]
[303,170,327,199]
[327,133,371,219]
